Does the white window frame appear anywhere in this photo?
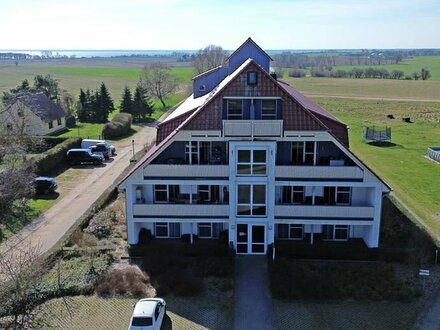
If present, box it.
[227,99,243,120]
[322,225,349,241]
[237,148,267,176]
[281,186,304,204]
[276,224,304,240]
[198,185,210,203]
[291,141,316,165]
[154,185,179,203]
[261,99,277,120]
[155,222,181,238]
[336,186,351,205]
[237,184,266,217]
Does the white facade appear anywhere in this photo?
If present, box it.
[120,39,389,255]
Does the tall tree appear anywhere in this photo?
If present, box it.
[193,44,228,74]
[421,68,431,80]
[96,82,114,122]
[120,86,134,115]
[77,88,89,122]
[139,63,177,109]
[33,74,59,100]
[133,84,154,122]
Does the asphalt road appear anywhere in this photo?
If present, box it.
[0,123,157,258]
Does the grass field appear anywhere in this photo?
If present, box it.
[334,56,440,81]
[0,59,195,108]
[285,77,440,101]
[313,97,440,238]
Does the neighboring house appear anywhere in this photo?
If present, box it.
[119,38,390,255]
[0,92,67,136]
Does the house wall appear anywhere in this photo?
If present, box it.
[228,41,270,73]
[193,67,229,98]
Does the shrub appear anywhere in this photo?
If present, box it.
[102,113,132,139]
[96,266,155,298]
[65,114,76,128]
[34,137,81,175]
[288,68,305,78]
[84,209,116,239]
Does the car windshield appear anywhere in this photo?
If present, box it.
[131,317,153,326]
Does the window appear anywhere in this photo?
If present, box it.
[48,121,53,129]
[155,222,181,238]
[247,71,258,85]
[281,186,304,204]
[131,317,153,327]
[291,142,315,165]
[57,118,62,126]
[6,123,13,130]
[17,110,24,117]
[237,184,266,216]
[261,100,277,120]
[227,100,243,120]
[185,141,218,164]
[185,141,198,164]
[237,149,266,175]
[154,185,179,203]
[198,223,221,238]
[336,187,351,205]
[199,84,206,92]
[322,225,349,241]
[198,185,210,203]
[276,224,304,240]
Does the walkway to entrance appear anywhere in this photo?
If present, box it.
[234,256,274,330]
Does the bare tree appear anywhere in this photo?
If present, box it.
[0,243,73,329]
[192,44,228,74]
[139,63,178,109]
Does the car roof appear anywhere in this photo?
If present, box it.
[132,300,158,318]
[68,148,91,152]
[35,176,55,181]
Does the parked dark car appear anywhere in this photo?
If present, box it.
[34,176,57,195]
[89,143,111,159]
[66,148,104,165]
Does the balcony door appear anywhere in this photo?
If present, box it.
[236,223,266,255]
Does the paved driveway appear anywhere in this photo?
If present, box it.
[0,123,157,258]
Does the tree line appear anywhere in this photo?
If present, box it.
[288,67,431,80]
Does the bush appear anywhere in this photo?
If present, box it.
[84,209,116,239]
[65,114,76,128]
[288,68,305,78]
[34,137,81,175]
[96,266,155,298]
[102,113,132,139]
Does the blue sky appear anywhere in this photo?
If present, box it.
[1,0,439,50]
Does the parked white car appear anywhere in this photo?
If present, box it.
[81,139,116,156]
[128,298,166,330]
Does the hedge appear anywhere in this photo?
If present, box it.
[102,113,132,139]
[34,137,81,175]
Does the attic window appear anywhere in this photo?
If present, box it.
[6,123,12,130]
[199,84,206,92]
[247,71,257,85]
[18,110,24,117]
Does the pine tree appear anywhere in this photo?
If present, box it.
[96,83,114,123]
[77,89,88,122]
[120,86,133,115]
[133,84,154,122]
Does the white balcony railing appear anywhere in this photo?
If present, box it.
[275,205,374,220]
[144,165,229,177]
[133,203,229,218]
[223,120,283,137]
[275,166,363,180]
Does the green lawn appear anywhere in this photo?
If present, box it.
[314,98,440,238]
[334,56,440,81]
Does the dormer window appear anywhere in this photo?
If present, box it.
[247,71,257,86]
[199,84,206,92]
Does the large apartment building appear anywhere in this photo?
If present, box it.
[119,38,390,255]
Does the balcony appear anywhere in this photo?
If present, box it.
[144,164,229,178]
[133,203,229,219]
[275,205,374,221]
[223,120,283,137]
[275,166,363,180]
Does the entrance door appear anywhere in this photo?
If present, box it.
[251,225,265,254]
[236,224,266,255]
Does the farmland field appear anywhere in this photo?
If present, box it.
[334,56,440,81]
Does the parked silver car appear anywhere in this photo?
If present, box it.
[128,298,166,330]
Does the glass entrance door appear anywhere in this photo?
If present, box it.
[236,224,248,254]
[251,225,265,254]
[236,224,266,255]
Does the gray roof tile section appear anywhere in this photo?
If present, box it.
[10,93,67,123]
